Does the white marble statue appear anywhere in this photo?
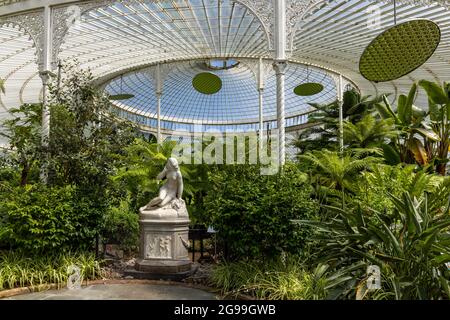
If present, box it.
[135,157,191,274]
[142,158,188,218]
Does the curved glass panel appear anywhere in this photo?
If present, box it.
[105,60,336,128]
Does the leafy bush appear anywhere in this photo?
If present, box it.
[0,251,102,291]
[0,185,102,253]
[205,164,318,259]
[102,197,139,252]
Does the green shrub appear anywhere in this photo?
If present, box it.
[102,197,139,252]
[0,185,102,253]
[205,163,318,259]
[0,251,102,291]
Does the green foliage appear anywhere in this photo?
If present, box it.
[47,64,136,189]
[112,138,174,212]
[0,185,101,253]
[0,251,102,291]
[376,81,450,174]
[343,114,397,150]
[293,89,384,154]
[351,164,442,213]
[419,80,450,175]
[296,185,450,300]
[102,198,139,252]
[0,64,139,253]
[0,103,42,186]
[210,257,329,300]
[300,149,379,192]
[205,164,318,259]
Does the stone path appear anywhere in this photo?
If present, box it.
[3,283,218,300]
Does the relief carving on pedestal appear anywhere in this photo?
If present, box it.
[145,235,172,259]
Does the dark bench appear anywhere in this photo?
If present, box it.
[188,227,212,262]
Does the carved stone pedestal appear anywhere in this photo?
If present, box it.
[133,207,192,278]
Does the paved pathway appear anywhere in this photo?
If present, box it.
[3,284,218,300]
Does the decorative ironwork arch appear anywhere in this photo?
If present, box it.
[51,0,274,66]
[0,11,44,67]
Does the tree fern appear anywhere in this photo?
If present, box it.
[299,150,380,191]
[343,115,397,149]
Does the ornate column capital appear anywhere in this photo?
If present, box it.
[38,70,53,84]
[145,63,172,96]
[241,58,272,90]
[272,60,288,75]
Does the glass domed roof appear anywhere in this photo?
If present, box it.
[105,60,336,127]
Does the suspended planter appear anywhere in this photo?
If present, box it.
[359,19,441,83]
[192,72,222,95]
[294,82,324,96]
[109,93,135,101]
[293,66,324,96]
[109,75,135,100]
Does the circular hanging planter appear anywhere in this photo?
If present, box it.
[359,19,441,83]
[109,93,135,101]
[294,82,324,96]
[192,72,222,94]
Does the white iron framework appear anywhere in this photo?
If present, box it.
[0,0,449,167]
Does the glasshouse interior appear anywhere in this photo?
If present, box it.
[0,0,450,301]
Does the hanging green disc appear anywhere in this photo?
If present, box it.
[294,82,324,96]
[359,19,441,82]
[193,72,222,94]
[109,93,135,100]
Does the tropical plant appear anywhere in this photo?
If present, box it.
[299,149,379,193]
[375,83,440,167]
[210,256,365,300]
[294,89,384,154]
[351,164,442,213]
[419,80,450,175]
[296,187,450,300]
[343,114,397,151]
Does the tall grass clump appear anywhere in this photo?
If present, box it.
[210,257,329,300]
[0,251,103,291]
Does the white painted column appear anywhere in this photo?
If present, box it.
[257,57,264,151]
[155,64,162,146]
[338,74,344,156]
[39,5,53,184]
[273,61,287,166]
[273,0,287,167]
[156,93,161,145]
